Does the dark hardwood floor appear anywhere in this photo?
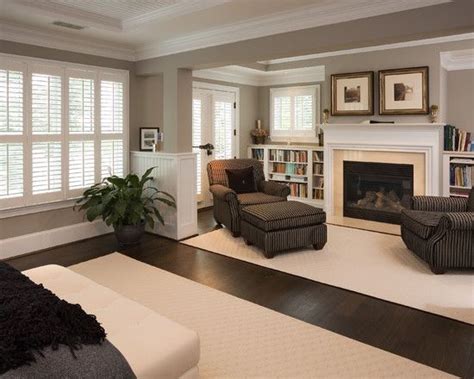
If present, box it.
[5,209,473,378]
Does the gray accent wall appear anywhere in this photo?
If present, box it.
[447,69,474,134]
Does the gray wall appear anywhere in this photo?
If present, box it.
[447,69,474,133]
[0,40,135,239]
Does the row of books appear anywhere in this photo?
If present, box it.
[251,149,264,161]
[269,149,308,163]
[285,182,308,198]
[313,163,323,175]
[313,188,324,200]
[313,151,324,162]
[450,164,473,188]
[271,163,307,175]
[444,125,473,152]
[313,176,324,189]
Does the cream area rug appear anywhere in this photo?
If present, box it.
[183,225,474,324]
[71,253,450,378]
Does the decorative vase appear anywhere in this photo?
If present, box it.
[252,135,266,144]
[114,221,145,245]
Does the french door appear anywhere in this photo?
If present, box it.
[192,83,238,208]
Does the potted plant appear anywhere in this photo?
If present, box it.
[75,167,176,245]
[250,120,268,144]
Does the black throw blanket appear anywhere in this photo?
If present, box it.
[0,262,106,374]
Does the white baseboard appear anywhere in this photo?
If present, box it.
[0,220,113,260]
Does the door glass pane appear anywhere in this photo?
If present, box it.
[214,100,233,160]
[192,98,202,195]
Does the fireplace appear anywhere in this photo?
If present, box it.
[343,161,414,224]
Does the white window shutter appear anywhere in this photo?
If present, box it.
[192,98,202,195]
[213,100,233,160]
[32,142,62,194]
[0,143,23,199]
[32,73,62,134]
[69,141,95,190]
[295,95,313,130]
[101,140,123,178]
[69,77,94,134]
[0,69,23,134]
[101,80,123,134]
[273,96,291,130]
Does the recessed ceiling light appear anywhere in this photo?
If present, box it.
[52,21,85,30]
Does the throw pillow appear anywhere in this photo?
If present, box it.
[468,186,474,211]
[225,166,256,194]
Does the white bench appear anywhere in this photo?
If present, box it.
[24,265,200,379]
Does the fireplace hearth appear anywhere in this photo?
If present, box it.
[343,161,414,224]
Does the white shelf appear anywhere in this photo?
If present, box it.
[269,160,308,164]
[450,185,472,189]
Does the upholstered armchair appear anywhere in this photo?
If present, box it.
[207,159,290,237]
[400,188,474,274]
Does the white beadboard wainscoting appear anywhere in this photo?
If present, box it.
[131,151,198,240]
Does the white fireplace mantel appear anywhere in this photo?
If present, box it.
[323,123,444,216]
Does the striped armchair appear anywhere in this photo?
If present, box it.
[207,159,290,237]
[400,188,474,274]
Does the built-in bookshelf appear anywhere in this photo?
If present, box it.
[442,151,474,198]
[248,144,324,207]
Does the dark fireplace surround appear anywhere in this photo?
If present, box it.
[343,161,414,224]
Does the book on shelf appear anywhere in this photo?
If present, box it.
[251,148,264,160]
[272,162,307,175]
[313,163,324,175]
[281,182,307,198]
[313,176,324,188]
[450,164,473,188]
[444,124,473,152]
[313,151,324,162]
[269,149,308,163]
[313,188,324,200]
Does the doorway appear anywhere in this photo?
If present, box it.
[192,82,239,208]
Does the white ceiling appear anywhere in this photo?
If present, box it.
[0,0,451,61]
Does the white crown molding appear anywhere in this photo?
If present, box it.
[136,0,450,59]
[0,21,136,61]
[122,0,231,30]
[440,48,474,71]
[259,33,474,65]
[9,0,122,32]
[193,65,325,86]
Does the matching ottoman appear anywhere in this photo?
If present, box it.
[241,201,327,258]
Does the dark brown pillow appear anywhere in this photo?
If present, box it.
[468,187,474,212]
[225,166,256,194]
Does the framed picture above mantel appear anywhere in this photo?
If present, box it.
[379,66,429,115]
[331,71,374,116]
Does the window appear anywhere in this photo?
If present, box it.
[270,85,320,138]
[0,54,128,211]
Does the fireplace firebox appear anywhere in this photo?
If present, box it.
[343,161,414,224]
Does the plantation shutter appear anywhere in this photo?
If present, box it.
[192,97,202,195]
[69,77,94,134]
[273,96,291,130]
[101,80,123,134]
[69,141,95,190]
[213,93,234,160]
[31,141,62,194]
[31,73,61,134]
[0,60,25,209]
[294,94,313,130]
[101,139,123,178]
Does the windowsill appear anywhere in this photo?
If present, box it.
[0,198,79,219]
[269,135,319,143]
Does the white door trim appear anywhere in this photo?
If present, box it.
[193,81,240,158]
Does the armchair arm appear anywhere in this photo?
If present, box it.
[439,212,474,231]
[258,180,291,198]
[411,196,468,212]
[209,184,238,202]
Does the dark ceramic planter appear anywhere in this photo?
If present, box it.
[114,221,145,245]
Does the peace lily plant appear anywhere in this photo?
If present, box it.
[75,167,176,245]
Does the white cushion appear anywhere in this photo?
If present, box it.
[24,264,200,379]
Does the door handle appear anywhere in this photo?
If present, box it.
[193,143,214,156]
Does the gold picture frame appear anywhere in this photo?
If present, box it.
[331,71,374,116]
[379,66,429,115]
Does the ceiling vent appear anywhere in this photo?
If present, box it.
[52,21,85,30]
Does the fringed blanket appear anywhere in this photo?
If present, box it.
[0,262,106,374]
